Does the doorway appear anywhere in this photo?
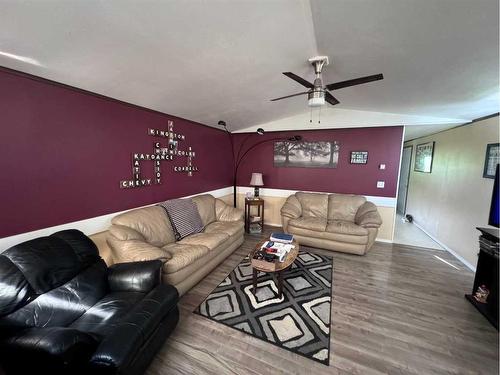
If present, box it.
[397,146,412,214]
[394,145,443,249]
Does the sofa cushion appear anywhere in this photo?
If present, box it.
[326,220,368,236]
[106,285,177,345]
[295,192,328,218]
[177,233,229,250]
[70,291,144,337]
[4,327,98,367]
[328,194,366,222]
[2,236,80,295]
[191,194,216,226]
[112,206,176,247]
[162,244,210,274]
[288,226,369,245]
[3,261,108,328]
[288,217,327,232]
[0,256,32,317]
[204,221,244,237]
[159,199,204,240]
[0,229,103,310]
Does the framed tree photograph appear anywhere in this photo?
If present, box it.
[274,141,340,168]
[483,143,500,178]
[414,141,435,173]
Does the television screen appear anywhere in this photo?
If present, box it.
[489,164,499,227]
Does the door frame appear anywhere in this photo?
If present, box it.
[398,145,413,215]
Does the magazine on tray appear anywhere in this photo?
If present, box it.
[259,240,295,262]
[270,232,294,244]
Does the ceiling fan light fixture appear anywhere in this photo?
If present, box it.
[308,97,325,107]
[308,91,325,107]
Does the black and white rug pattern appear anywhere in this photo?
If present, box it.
[194,249,333,365]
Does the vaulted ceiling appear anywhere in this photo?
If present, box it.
[0,0,498,138]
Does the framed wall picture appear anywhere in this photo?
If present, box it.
[350,151,368,164]
[274,141,340,168]
[414,141,435,173]
[483,143,500,179]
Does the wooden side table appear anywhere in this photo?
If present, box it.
[244,198,264,233]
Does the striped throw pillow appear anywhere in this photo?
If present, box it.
[158,199,204,240]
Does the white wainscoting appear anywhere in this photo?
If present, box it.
[0,186,233,252]
[236,186,396,242]
[236,186,397,207]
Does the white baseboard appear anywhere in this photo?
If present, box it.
[376,238,393,244]
[0,186,233,252]
[413,221,476,272]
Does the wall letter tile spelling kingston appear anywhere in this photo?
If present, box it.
[120,120,199,189]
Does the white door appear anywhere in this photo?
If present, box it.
[397,146,413,215]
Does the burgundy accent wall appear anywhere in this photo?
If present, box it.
[233,126,403,197]
[0,69,232,238]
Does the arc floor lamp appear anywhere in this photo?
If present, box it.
[218,121,302,207]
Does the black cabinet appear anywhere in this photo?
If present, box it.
[465,227,499,330]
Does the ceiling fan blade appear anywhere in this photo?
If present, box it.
[325,73,384,91]
[283,72,314,88]
[270,91,310,101]
[324,91,340,105]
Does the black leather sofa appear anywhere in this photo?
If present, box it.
[0,229,179,375]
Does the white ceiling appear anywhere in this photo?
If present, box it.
[0,0,498,136]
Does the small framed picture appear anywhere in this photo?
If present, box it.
[483,143,500,178]
[414,141,435,173]
[350,151,368,164]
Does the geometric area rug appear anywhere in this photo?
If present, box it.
[194,249,333,365]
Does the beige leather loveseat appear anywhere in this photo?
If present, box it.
[107,194,244,295]
[281,192,382,255]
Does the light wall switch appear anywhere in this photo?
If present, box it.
[377,181,385,188]
[379,164,386,170]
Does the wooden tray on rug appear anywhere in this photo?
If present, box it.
[251,239,299,273]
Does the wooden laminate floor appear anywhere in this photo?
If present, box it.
[147,227,499,375]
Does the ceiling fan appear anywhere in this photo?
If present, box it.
[270,56,383,107]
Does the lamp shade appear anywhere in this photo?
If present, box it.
[249,173,264,186]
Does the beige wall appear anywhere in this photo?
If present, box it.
[404,116,499,267]
[234,193,395,241]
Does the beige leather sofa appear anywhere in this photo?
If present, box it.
[281,192,382,255]
[106,194,244,295]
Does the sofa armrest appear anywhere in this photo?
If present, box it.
[89,284,179,373]
[280,195,302,219]
[1,327,97,371]
[355,202,382,228]
[215,199,244,222]
[108,260,163,293]
[107,225,172,264]
[108,224,145,241]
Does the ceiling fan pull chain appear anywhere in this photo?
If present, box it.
[309,106,313,123]
[318,106,321,124]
